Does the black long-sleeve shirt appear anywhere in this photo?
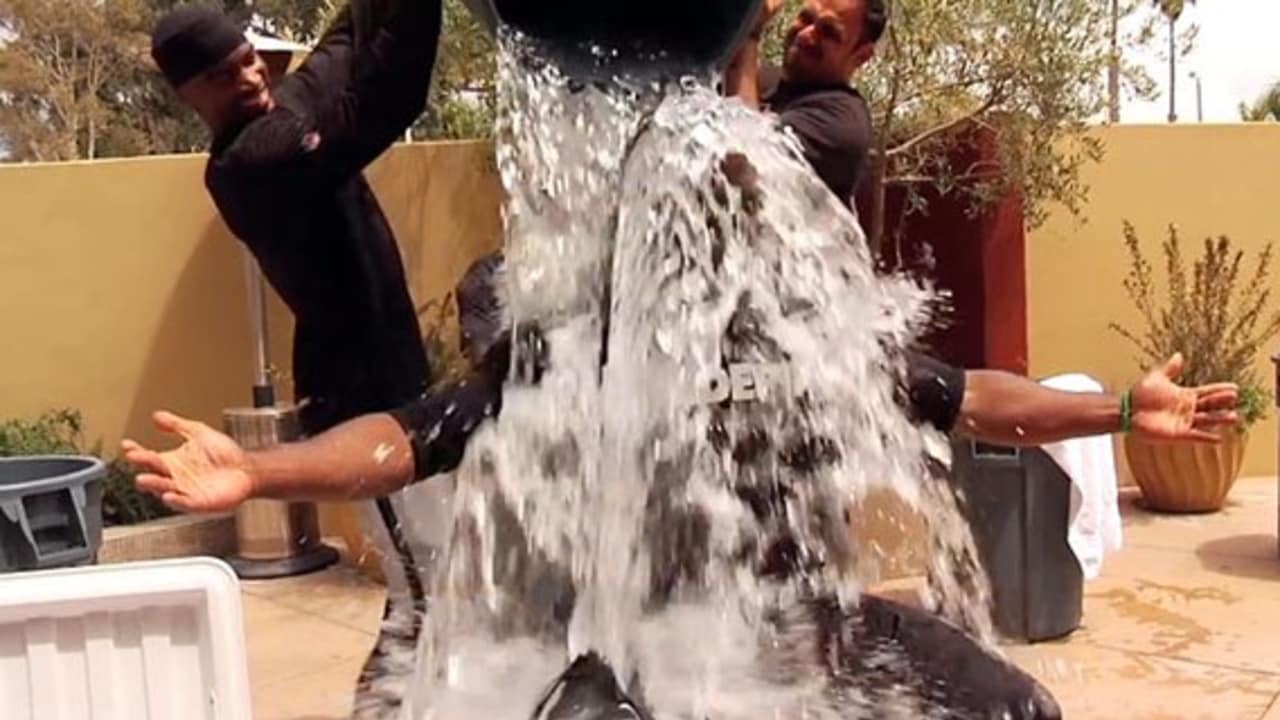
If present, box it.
[204,0,441,435]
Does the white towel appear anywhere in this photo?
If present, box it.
[1037,374,1125,580]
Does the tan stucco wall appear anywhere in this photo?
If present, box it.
[0,142,501,568]
[0,153,289,450]
[1028,124,1280,481]
[0,140,500,453]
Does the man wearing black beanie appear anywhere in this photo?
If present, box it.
[151,0,444,447]
[149,1,496,716]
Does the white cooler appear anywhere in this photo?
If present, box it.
[0,558,252,719]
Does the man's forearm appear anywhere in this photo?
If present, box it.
[956,370,1122,447]
[246,413,416,503]
[724,40,764,109]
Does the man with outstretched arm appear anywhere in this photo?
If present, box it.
[123,317,1237,517]
[124,237,1235,720]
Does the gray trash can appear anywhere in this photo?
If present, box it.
[947,438,1083,643]
[0,456,105,572]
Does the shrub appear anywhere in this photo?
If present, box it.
[1111,221,1280,427]
[0,410,170,526]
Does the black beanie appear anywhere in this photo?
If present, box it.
[151,5,248,88]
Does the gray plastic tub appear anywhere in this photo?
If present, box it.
[0,456,105,571]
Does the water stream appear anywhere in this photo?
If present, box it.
[403,35,994,720]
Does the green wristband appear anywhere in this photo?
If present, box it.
[1119,390,1133,434]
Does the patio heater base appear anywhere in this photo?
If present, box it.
[227,543,341,580]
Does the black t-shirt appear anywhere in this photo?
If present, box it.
[761,67,873,208]
[204,0,440,435]
[760,68,965,432]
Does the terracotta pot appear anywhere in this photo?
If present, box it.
[1124,431,1248,513]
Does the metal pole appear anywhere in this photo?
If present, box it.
[225,255,339,580]
[1192,73,1204,123]
[242,251,275,408]
[1167,17,1178,123]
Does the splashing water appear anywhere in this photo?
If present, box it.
[403,35,995,720]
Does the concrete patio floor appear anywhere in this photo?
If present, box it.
[245,476,1280,720]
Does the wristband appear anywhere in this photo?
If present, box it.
[1119,390,1133,433]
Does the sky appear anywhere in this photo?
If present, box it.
[1120,0,1280,124]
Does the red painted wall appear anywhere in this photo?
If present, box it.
[855,129,1028,374]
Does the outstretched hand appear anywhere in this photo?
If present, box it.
[1130,354,1240,443]
[121,411,255,513]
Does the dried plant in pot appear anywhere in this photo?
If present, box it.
[1111,222,1279,513]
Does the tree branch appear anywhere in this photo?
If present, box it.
[887,169,1002,186]
[886,93,1002,160]
[894,76,999,108]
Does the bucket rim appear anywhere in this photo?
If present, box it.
[460,0,765,72]
[0,455,107,493]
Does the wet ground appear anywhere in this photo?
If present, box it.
[245,476,1280,720]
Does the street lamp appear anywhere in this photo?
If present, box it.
[1189,71,1204,123]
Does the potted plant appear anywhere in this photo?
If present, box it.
[1112,221,1280,513]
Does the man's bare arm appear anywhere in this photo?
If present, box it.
[956,371,1122,446]
[724,38,765,109]
[124,376,499,513]
[724,0,783,108]
[954,356,1239,447]
[246,413,415,502]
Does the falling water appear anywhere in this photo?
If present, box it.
[402,34,995,720]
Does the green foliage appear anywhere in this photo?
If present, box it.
[419,291,470,385]
[1111,222,1280,427]
[0,0,497,157]
[763,1,1177,252]
[1237,384,1270,428]
[0,0,154,161]
[415,0,497,140]
[1152,0,1193,22]
[0,409,171,526]
[0,0,339,161]
[1239,82,1280,122]
[0,408,83,455]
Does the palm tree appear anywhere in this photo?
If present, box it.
[1239,81,1280,122]
[1154,0,1194,123]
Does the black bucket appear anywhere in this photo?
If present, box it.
[462,0,763,74]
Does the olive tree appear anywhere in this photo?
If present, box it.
[763,0,1163,259]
